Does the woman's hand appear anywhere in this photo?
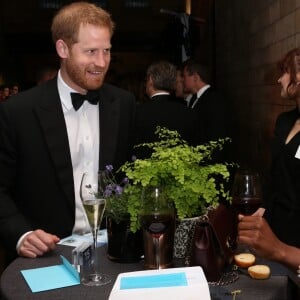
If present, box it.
[238,214,300,271]
[237,214,283,261]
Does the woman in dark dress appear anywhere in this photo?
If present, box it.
[237,48,300,272]
[263,47,300,247]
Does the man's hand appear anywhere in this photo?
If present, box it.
[18,229,60,258]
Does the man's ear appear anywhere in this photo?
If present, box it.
[193,73,201,83]
[56,39,69,59]
[148,76,153,87]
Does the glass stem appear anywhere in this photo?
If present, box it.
[93,230,98,274]
[93,228,98,249]
[154,236,160,269]
[93,229,100,280]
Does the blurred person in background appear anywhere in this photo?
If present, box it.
[36,65,58,85]
[134,60,197,158]
[1,85,10,101]
[181,59,228,144]
[174,68,191,104]
[10,84,19,95]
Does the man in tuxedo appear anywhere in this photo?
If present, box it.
[182,59,228,144]
[134,60,197,158]
[0,2,135,262]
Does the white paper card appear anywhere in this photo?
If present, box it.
[295,145,300,159]
[109,266,211,300]
[58,229,107,248]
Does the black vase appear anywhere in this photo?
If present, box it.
[107,217,143,263]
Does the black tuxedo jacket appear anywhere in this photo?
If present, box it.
[134,94,197,158]
[193,87,228,144]
[0,78,136,254]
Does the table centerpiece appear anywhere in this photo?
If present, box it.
[120,126,233,258]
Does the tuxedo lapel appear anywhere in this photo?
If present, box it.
[193,87,211,109]
[33,82,122,207]
[98,85,120,170]
[33,80,75,210]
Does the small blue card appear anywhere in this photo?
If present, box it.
[21,255,80,293]
[120,272,188,290]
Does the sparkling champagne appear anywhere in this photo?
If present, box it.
[83,199,106,232]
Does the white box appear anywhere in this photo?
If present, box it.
[109,266,211,300]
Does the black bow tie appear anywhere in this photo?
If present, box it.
[188,93,198,108]
[70,90,99,111]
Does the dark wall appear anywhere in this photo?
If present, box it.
[1,0,204,88]
[215,0,297,178]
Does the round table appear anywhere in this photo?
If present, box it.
[0,245,143,300]
[0,245,299,300]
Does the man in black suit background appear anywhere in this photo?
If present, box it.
[0,2,135,262]
[134,60,197,158]
[182,59,228,145]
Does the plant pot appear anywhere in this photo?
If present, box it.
[173,216,198,259]
[106,217,143,263]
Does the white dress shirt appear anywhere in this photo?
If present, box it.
[57,71,99,234]
[150,92,170,98]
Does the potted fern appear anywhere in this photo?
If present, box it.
[121,126,232,257]
[120,126,232,258]
[121,126,232,230]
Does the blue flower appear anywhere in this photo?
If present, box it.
[104,165,128,197]
[106,165,114,172]
[104,165,130,222]
[115,185,123,195]
[122,177,129,185]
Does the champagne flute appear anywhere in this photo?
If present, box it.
[139,187,175,269]
[231,169,263,253]
[80,171,110,286]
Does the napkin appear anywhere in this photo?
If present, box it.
[21,255,80,292]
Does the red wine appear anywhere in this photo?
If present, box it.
[141,213,175,269]
[232,197,262,215]
[141,214,173,238]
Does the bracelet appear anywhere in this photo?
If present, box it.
[297,265,300,277]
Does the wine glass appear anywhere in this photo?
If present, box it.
[139,187,175,269]
[231,169,263,253]
[231,169,263,216]
[79,171,111,286]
